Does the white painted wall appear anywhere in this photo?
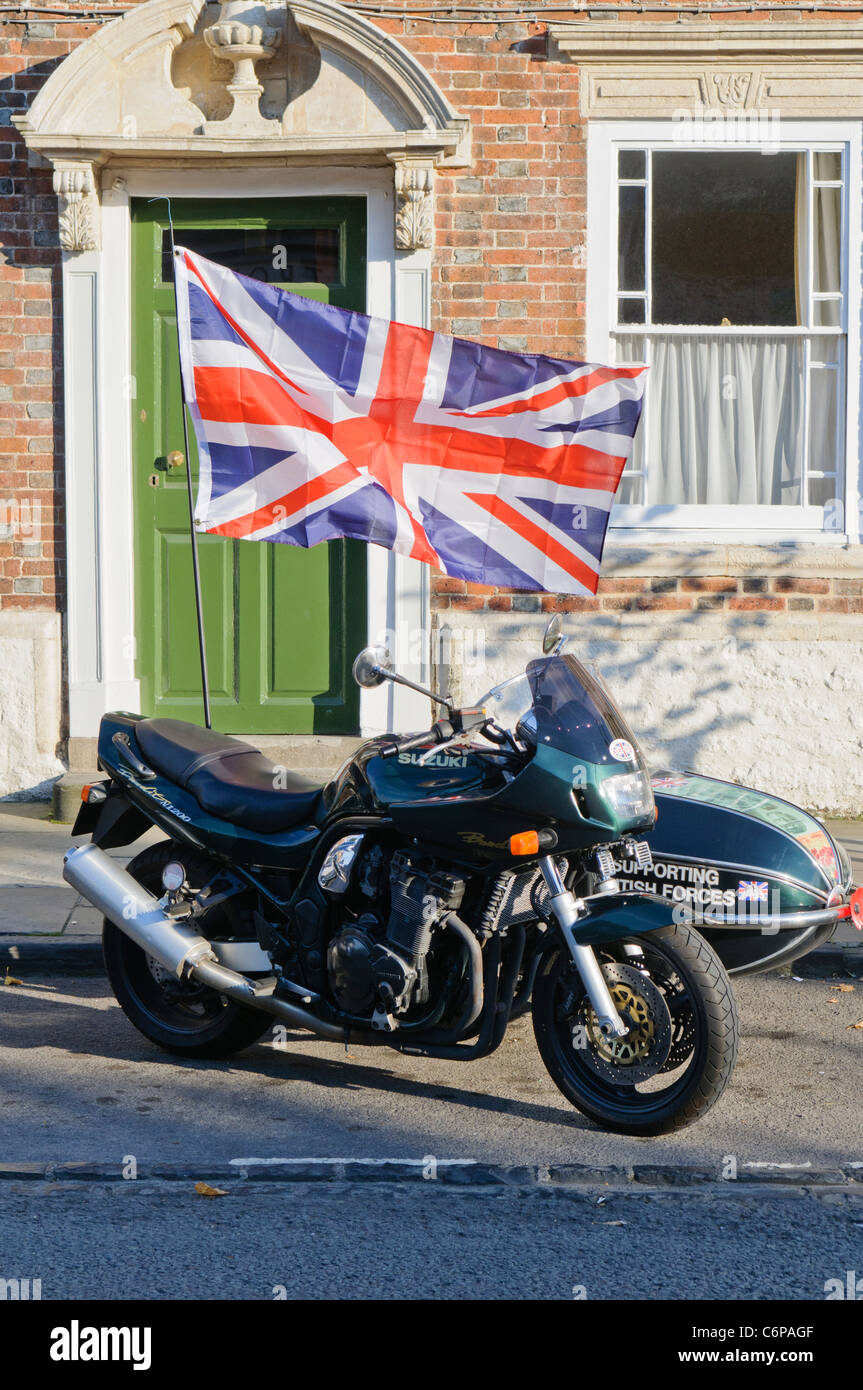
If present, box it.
[438,603,863,817]
[0,612,64,800]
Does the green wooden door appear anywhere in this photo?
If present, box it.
[131,198,368,734]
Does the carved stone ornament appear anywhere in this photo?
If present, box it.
[712,73,751,108]
[393,161,433,252]
[52,164,99,252]
[203,0,284,136]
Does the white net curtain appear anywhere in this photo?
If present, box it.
[627,334,805,506]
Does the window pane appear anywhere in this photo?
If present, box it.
[613,332,647,369]
[613,333,647,504]
[813,299,842,328]
[810,334,841,366]
[809,474,840,509]
[639,334,804,505]
[808,366,839,479]
[812,186,841,296]
[650,152,798,326]
[813,151,841,182]
[161,227,340,285]
[615,473,644,506]
[619,149,646,180]
[618,297,647,325]
[618,184,645,292]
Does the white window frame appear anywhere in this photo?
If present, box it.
[587,119,862,545]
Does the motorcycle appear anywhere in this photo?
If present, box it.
[64,617,748,1136]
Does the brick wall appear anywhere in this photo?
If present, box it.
[377,18,582,358]
[0,1,859,626]
[431,574,863,615]
[1,13,115,615]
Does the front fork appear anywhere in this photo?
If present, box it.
[539,855,629,1040]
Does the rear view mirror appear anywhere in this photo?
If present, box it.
[542,614,564,655]
[352,646,393,689]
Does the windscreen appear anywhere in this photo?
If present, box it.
[525,654,645,767]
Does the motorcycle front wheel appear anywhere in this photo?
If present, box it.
[532,922,738,1136]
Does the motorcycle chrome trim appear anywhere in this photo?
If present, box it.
[594,846,620,895]
[539,855,629,1040]
[317,833,365,896]
[62,844,346,1042]
[692,904,849,931]
[624,839,653,870]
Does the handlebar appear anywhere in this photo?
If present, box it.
[379,708,489,760]
[380,729,444,760]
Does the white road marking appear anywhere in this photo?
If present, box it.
[229,1157,477,1167]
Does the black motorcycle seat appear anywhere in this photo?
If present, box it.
[134,718,323,833]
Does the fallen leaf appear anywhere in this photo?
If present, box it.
[3,972,23,987]
[846,1020,863,1031]
[832,982,855,992]
[194,1181,228,1198]
[827,997,839,1004]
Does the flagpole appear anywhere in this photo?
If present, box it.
[149,197,212,730]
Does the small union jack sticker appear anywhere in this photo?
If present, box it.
[737,880,769,902]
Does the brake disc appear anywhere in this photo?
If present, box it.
[569,961,673,1086]
[661,995,697,1072]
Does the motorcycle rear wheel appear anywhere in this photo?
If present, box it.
[103,843,273,1059]
[532,922,738,1136]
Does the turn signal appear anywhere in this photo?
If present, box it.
[510,830,540,856]
[850,886,863,931]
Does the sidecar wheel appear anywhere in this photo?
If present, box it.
[103,843,274,1059]
[532,922,739,1136]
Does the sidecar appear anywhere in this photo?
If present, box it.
[615,771,858,975]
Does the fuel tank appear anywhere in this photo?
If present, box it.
[322,738,509,818]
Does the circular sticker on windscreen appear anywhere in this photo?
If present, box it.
[609,738,635,762]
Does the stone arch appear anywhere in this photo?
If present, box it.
[14,0,470,250]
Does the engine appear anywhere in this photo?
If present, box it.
[325,848,465,1025]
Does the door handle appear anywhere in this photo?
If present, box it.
[154,451,185,472]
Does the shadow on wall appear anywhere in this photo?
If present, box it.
[446,604,863,815]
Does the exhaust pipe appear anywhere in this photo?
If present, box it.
[63,843,345,1042]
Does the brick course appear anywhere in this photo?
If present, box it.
[431,574,863,614]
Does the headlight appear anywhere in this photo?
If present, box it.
[601,770,655,821]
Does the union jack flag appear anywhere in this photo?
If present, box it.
[174,248,645,595]
[737,880,770,903]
